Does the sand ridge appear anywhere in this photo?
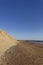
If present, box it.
[0,30,18,56]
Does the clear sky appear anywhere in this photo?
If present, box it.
[0,0,43,40]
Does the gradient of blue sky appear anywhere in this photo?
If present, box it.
[0,0,43,40]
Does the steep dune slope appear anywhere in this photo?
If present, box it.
[0,30,18,56]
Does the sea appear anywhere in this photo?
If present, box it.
[32,41,43,44]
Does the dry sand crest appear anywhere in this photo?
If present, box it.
[0,30,18,56]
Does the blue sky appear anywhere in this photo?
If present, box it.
[0,0,43,40]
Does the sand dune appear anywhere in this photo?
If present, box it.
[0,30,18,56]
